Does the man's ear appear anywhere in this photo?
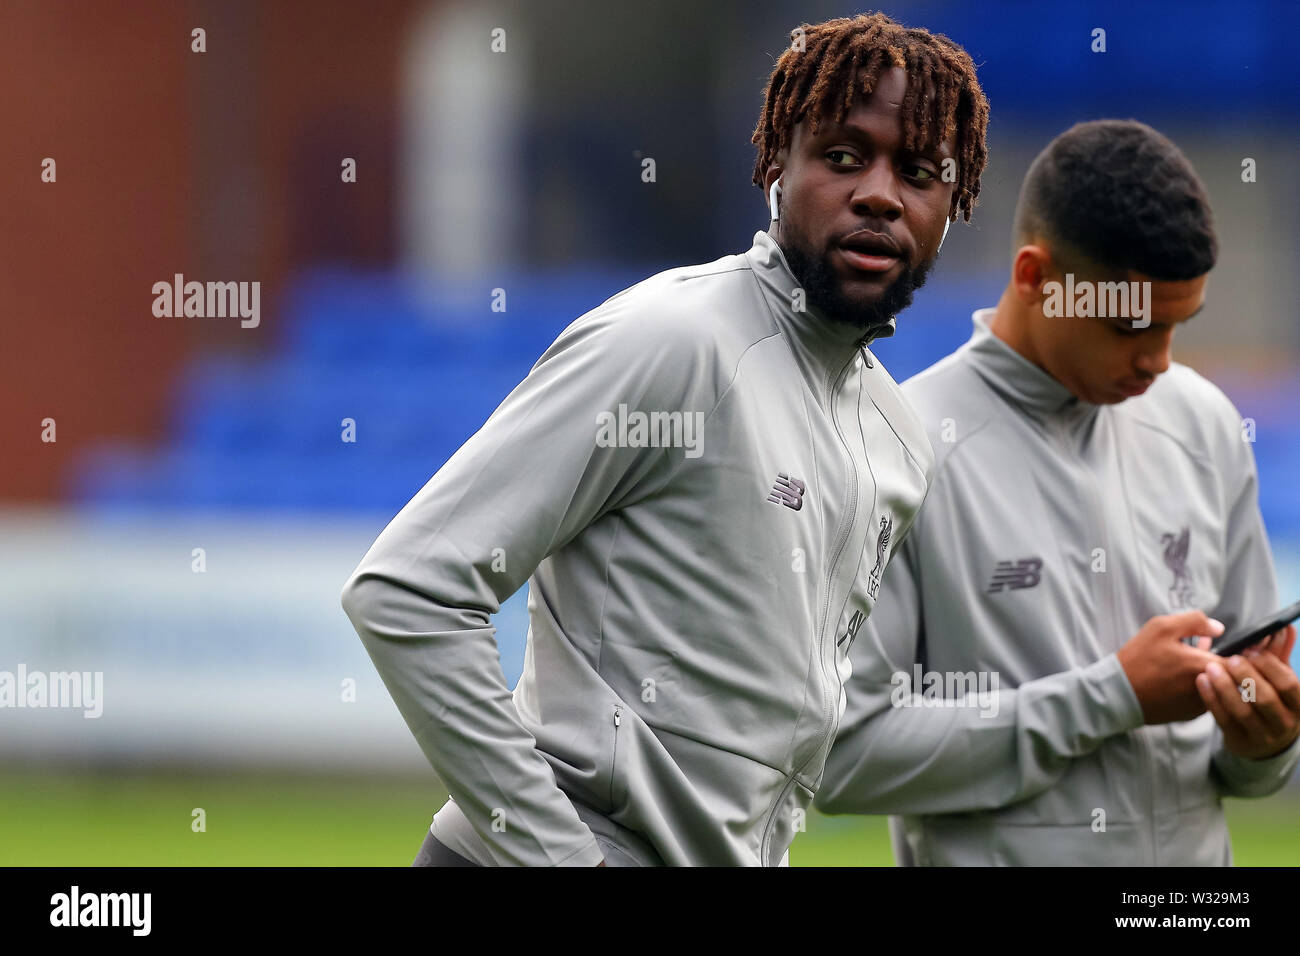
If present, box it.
[763,157,785,194]
[1011,245,1053,307]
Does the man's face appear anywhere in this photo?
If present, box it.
[1029,267,1208,405]
[767,66,956,331]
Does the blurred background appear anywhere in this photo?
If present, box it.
[2,0,1298,865]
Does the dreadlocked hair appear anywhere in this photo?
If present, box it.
[751,12,989,222]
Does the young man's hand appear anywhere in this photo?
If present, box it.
[1196,625,1300,759]
[1117,611,1223,723]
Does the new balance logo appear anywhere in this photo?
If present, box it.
[987,557,1042,593]
[767,473,806,511]
[838,609,865,647]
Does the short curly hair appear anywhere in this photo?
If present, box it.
[751,12,989,222]
[1013,120,1217,280]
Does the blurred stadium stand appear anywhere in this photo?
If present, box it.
[66,268,645,515]
[64,267,1300,542]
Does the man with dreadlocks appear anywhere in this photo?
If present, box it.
[342,13,988,866]
[752,13,986,331]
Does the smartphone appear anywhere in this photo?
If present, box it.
[1211,600,1300,657]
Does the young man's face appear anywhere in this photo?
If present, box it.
[1028,265,1208,405]
[766,66,957,331]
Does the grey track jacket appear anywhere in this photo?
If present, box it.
[341,231,933,866]
[815,308,1300,866]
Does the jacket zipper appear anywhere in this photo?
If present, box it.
[1057,413,1158,865]
[609,704,623,811]
[759,345,864,860]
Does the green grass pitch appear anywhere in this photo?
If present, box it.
[1,769,1294,866]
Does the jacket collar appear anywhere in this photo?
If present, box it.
[965,307,1100,427]
[745,230,895,382]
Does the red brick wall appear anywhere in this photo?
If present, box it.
[0,0,418,501]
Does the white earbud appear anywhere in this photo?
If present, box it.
[937,216,952,254]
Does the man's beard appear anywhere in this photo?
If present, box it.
[780,232,935,332]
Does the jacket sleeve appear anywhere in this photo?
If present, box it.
[815,529,1145,816]
[341,301,701,866]
[1206,411,1300,797]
